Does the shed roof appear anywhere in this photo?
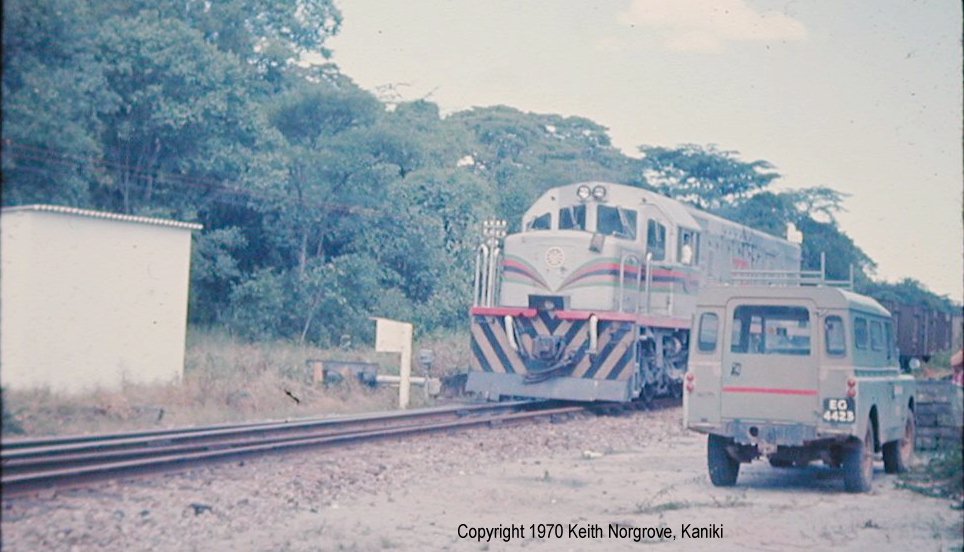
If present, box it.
[2,204,203,231]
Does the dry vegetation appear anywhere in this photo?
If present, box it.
[1,328,472,437]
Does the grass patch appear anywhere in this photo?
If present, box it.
[898,446,964,504]
[2,327,469,437]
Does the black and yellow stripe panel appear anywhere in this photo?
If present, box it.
[470,313,636,382]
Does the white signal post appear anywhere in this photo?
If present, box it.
[372,317,414,409]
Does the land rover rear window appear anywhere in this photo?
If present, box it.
[854,317,868,349]
[870,320,884,351]
[730,305,811,356]
[825,315,846,356]
[697,313,718,352]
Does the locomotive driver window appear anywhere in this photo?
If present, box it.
[558,205,586,230]
[597,205,637,240]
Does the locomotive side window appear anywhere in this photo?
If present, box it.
[597,205,637,240]
[646,220,666,260]
[730,305,811,356]
[526,212,551,231]
[678,230,699,265]
[825,315,846,356]
[559,205,586,231]
[697,313,719,352]
[854,317,868,349]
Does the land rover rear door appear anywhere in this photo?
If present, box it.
[721,299,819,422]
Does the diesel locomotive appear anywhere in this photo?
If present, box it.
[467,181,801,402]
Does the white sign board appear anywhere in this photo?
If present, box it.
[374,318,412,353]
[372,317,414,408]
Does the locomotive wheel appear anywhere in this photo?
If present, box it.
[843,425,874,493]
[883,414,915,474]
[707,434,740,487]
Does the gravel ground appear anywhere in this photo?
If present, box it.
[2,406,961,551]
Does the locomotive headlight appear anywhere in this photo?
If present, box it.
[576,185,591,201]
[591,185,607,200]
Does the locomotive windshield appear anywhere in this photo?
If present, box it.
[597,205,637,239]
[559,205,586,230]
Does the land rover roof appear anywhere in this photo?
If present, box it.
[697,285,890,318]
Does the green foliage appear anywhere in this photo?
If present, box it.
[859,279,957,313]
[451,106,644,227]
[898,446,963,502]
[640,144,779,210]
[1,387,25,435]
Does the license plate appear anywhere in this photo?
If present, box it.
[822,398,855,423]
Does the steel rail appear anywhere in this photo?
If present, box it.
[1,401,537,451]
[1,402,584,497]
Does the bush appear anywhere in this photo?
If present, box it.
[899,445,964,504]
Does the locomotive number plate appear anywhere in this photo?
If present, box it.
[822,398,855,423]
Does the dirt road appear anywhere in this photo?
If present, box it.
[3,407,961,551]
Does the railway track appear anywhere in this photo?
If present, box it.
[1,401,585,497]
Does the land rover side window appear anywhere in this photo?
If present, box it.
[697,313,719,352]
[854,317,868,349]
[526,212,551,231]
[825,315,846,356]
[869,320,884,351]
[647,220,666,260]
[730,305,811,356]
[559,205,586,231]
[597,205,637,240]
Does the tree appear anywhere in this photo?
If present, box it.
[639,144,779,210]
[450,106,643,227]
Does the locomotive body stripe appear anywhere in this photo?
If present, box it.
[471,322,507,374]
[502,257,550,289]
[472,320,524,375]
[470,338,493,372]
[590,324,634,380]
[595,336,633,380]
[605,344,636,381]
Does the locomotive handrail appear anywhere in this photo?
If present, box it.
[618,253,642,313]
[730,253,854,290]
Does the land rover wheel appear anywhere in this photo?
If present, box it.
[707,434,739,487]
[843,425,874,493]
[883,413,915,474]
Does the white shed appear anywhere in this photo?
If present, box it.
[1,205,201,393]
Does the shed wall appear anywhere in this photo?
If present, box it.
[1,210,193,393]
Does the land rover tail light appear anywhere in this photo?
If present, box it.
[847,377,857,398]
[685,372,695,393]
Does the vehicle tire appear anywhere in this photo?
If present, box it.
[843,425,874,493]
[883,413,915,474]
[707,434,740,487]
[768,458,793,468]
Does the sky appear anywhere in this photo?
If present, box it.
[325,0,963,302]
